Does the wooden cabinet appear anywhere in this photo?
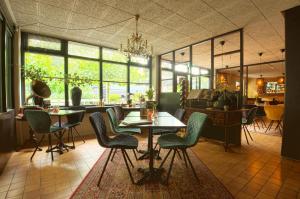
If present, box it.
[184,108,242,146]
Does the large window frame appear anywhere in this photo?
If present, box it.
[21,32,152,106]
[0,11,14,112]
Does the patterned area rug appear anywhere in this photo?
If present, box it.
[70,146,233,199]
[246,123,282,137]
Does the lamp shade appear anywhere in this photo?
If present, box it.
[256,77,264,86]
[277,76,285,84]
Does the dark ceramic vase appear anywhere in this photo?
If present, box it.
[71,87,82,106]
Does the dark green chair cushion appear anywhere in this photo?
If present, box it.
[115,127,141,134]
[109,134,138,149]
[50,126,64,133]
[153,128,177,135]
[158,133,186,148]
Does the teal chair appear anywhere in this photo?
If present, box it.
[106,108,140,160]
[89,112,138,185]
[158,112,207,184]
[25,110,64,161]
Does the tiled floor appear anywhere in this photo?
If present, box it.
[0,130,299,199]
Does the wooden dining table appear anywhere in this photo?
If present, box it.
[119,111,186,185]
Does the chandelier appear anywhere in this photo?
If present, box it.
[120,15,153,58]
[256,52,264,86]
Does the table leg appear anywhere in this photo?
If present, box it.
[224,127,228,152]
[136,128,164,185]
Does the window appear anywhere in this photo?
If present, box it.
[161,60,172,69]
[22,33,151,106]
[24,52,65,106]
[68,41,99,59]
[103,62,128,103]
[200,76,209,89]
[28,34,61,51]
[68,58,100,105]
[130,66,150,102]
[175,63,189,73]
[103,48,127,63]
[191,67,200,75]
[161,70,173,92]
[131,55,149,65]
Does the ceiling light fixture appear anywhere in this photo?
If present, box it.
[119,14,153,59]
[256,52,264,86]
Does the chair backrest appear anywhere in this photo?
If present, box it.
[25,110,51,134]
[89,112,110,148]
[245,107,258,124]
[157,93,181,115]
[67,106,86,124]
[184,112,207,147]
[264,105,284,121]
[106,108,119,132]
[113,106,124,121]
[174,108,185,121]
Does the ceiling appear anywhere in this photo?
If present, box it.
[6,0,300,65]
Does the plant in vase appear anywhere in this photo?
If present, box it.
[65,73,93,106]
[145,88,155,101]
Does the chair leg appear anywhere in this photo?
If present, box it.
[154,142,158,150]
[74,127,85,143]
[262,119,267,128]
[242,125,249,145]
[48,134,53,161]
[132,149,138,160]
[255,120,260,129]
[124,150,134,168]
[181,149,188,168]
[176,150,182,160]
[265,120,274,133]
[97,148,113,187]
[245,126,253,141]
[164,149,176,184]
[71,128,75,149]
[121,149,135,184]
[30,135,45,161]
[111,148,117,162]
[184,149,199,181]
[67,129,70,142]
[159,149,172,169]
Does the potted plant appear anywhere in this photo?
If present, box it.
[145,88,155,101]
[65,73,92,106]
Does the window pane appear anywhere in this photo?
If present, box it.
[130,66,149,83]
[201,76,210,89]
[191,67,200,75]
[68,58,100,105]
[192,76,200,89]
[201,69,209,75]
[103,62,127,82]
[175,63,189,73]
[161,70,173,80]
[103,48,127,63]
[68,41,99,59]
[25,52,65,106]
[161,60,172,69]
[161,80,173,92]
[131,55,148,65]
[130,84,149,103]
[28,34,61,51]
[103,82,127,104]
[68,58,99,81]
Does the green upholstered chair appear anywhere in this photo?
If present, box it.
[106,108,140,160]
[153,108,185,159]
[63,106,86,149]
[106,108,141,135]
[89,112,138,186]
[25,110,64,161]
[242,107,258,144]
[113,106,125,121]
[158,112,208,184]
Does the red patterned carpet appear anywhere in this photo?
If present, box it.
[70,146,233,199]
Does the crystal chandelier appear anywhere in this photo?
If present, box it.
[120,15,153,58]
